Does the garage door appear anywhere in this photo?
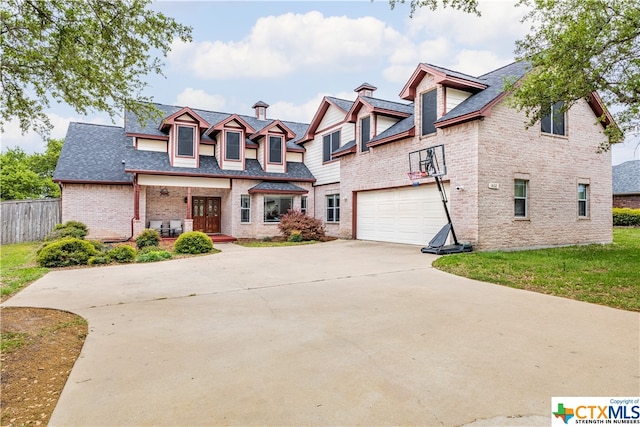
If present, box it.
[356,183,449,246]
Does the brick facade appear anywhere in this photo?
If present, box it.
[613,195,640,209]
[61,184,135,241]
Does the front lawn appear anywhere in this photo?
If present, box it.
[0,242,48,302]
[433,228,640,311]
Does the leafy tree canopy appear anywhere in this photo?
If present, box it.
[0,138,63,200]
[511,0,637,146]
[0,0,192,138]
[389,0,480,16]
[389,0,639,147]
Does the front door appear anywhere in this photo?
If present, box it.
[192,197,221,233]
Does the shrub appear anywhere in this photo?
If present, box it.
[135,228,161,249]
[137,250,173,263]
[45,221,89,241]
[137,245,163,255]
[278,210,325,241]
[288,230,303,242]
[613,208,640,226]
[108,245,136,263]
[262,236,273,242]
[36,237,97,267]
[87,240,108,253]
[88,255,111,265]
[174,231,214,254]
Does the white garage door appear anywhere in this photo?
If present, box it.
[356,183,449,246]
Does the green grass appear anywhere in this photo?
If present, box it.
[1,241,48,299]
[237,240,319,247]
[0,332,29,353]
[433,228,640,311]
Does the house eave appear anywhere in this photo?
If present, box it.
[125,168,316,183]
[367,128,415,148]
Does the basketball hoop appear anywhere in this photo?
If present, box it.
[407,170,427,186]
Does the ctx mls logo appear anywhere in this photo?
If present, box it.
[553,403,575,424]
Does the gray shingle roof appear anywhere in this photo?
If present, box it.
[248,182,308,193]
[423,63,487,86]
[361,96,413,115]
[124,149,314,181]
[333,139,356,156]
[54,123,133,183]
[326,96,355,112]
[369,116,415,144]
[124,102,309,147]
[613,160,640,194]
[436,61,531,124]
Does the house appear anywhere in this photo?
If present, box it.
[54,103,314,241]
[613,160,640,208]
[54,61,616,250]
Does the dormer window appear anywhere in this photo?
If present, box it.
[421,89,437,136]
[268,135,283,164]
[177,125,195,157]
[225,130,241,161]
[360,116,371,152]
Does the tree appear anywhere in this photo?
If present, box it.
[0,139,63,200]
[389,0,480,16]
[510,0,637,146]
[0,0,192,138]
[389,0,638,147]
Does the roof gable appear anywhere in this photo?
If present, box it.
[206,114,257,136]
[250,119,296,141]
[300,96,353,143]
[159,106,210,132]
[347,96,413,122]
[400,63,487,101]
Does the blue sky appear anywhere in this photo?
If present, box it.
[1,0,637,164]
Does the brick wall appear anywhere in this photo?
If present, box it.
[61,183,134,240]
[228,180,315,239]
[337,76,612,250]
[474,99,612,250]
[310,183,344,238]
[613,195,640,209]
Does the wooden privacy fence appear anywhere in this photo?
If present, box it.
[1,199,61,244]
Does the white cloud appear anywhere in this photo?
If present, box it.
[407,0,529,47]
[174,88,227,111]
[449,50,515,76]
[1,114,109,154]
[269,91,356,124]
[169,11,407,80]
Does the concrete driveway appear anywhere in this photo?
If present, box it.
[3,240,638,426]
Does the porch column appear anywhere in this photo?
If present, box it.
[132,179,143,237]
[133,182,140,220]
[186,187,192,219]
[184,187,193,233]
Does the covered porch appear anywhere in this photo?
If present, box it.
[132,174,233,239]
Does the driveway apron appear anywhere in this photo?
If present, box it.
[3,240,638,426]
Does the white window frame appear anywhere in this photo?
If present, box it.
[301,196,307,215]
[514,179,528,218]
[240,194,251,223]
[263,195,293,223]
[268,135,283,165]
[225,130,242,161]
[578,183,589,217]
[176,125,196,158]
[323,129,340,163]
[326,194,340,223]
[541,101,566,136]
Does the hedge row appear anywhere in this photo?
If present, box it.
[613,208,640,226]
[37,223,214,267]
